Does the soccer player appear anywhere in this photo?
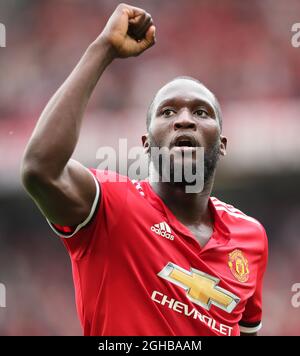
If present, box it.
[21,3,268,336]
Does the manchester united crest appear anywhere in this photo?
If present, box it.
[228,250,249,283]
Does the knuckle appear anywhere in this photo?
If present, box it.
[117,3,128,12]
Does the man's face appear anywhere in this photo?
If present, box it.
[143,79,227,184]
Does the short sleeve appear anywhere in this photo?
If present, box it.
[239,228,268,334]
[46,168,100,239]
[46,169,129,259]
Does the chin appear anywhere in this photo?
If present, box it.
[165,161,203,184]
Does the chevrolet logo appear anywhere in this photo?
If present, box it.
[158,262,240,313]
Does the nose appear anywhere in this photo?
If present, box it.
[173,109,196,131]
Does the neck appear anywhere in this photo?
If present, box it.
[149,168,215,226]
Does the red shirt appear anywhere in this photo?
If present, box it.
[49,169,268,336]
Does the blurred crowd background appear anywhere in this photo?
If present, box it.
[0,0,300,335]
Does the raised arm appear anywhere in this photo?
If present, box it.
[21,3,156,227]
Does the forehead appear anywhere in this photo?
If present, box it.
[153,79,217,111]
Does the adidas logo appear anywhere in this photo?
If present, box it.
[151,222,175,241]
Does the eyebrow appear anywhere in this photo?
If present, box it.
[155,97,217,117]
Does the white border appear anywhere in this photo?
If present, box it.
[46,169,100,238]
[239,322,262,334]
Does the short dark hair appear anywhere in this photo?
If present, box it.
[146,76,223,131]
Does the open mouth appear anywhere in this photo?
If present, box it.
[172,135,198,149]
[175,140,195,147]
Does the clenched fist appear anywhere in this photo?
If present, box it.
[97,3,156,58]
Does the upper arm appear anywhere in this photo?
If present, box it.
[22,159,99,227]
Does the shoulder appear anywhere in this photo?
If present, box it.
[89,169,129,184]
[211,196,268,245]
[88,169,146,200]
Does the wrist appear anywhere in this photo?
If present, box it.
[88,35,117,64]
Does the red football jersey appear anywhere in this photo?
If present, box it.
[48,169,268,336]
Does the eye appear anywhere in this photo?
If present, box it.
[162,109,176,117]
[195,109,209,118]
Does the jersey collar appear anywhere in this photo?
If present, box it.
[141,180,231,250]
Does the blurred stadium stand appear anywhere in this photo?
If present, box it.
[0,0,300,335]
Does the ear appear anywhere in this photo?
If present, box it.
[219,135,227,156]
[142,134,150,154]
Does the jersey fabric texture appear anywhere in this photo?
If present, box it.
[48,169,268,336]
